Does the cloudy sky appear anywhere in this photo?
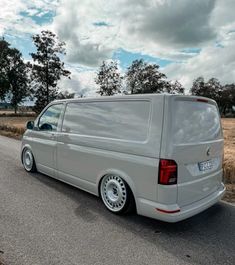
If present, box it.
[1,0,235,96]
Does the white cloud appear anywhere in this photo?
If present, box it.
[164,33,235,90]
[51,0,235,93]
[0,0,58,36]
[58,66,98,97]
[52,0,116,66]
[52,0,220,66]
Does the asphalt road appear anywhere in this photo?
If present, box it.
[0,135,234,265]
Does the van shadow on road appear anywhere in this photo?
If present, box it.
[32,171,235,265]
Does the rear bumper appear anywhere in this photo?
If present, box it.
[136,183,226,223]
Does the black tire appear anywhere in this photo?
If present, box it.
[100,175,135,214]
[22,148,37,173]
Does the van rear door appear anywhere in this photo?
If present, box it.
[161,96,223,207]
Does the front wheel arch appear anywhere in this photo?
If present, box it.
[21,146,37,172]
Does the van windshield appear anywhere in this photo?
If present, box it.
[172,100,222,144]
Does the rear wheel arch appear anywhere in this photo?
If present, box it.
[98,170,137,213]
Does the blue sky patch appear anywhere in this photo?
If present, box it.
[112,48,173,69]
[181,48,201,54]
[93,21,110,27]
[4,33,35,59]
[20,9,54,26]
[215,42,224,48]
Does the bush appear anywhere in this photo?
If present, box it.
[0,124,25,135]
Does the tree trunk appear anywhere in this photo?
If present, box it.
[223,106,227,116]
[46,82,49,105]
[46,48,49,105]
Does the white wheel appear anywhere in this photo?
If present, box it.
[100,175,134,214]
[22,148,36,172]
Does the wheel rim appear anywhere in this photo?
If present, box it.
[101,175,127,212]
[23,149,33,171]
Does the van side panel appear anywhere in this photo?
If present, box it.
[56,97,164,202]
[59,98,164,158]
[56,143,158,201]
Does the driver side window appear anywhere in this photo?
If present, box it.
[38,104,63,131]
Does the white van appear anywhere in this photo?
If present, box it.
[21,94,225,222]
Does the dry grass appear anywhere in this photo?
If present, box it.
[0,116,32,128]
[223,184,235,203]
[0,116,34,139]
[222,119,235,184]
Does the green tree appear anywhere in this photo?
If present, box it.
[30,30,71,113]
[0,38,30,113]
[0,38,11,100]
[95,60,122,96]
[125,59,167,94]
[205,78,222,101]
[165,80,185,94]
[218,84,235,115]
[190,76,206,96]
[191,77,221,101]
[190,76,235,115]
[56,90,75,100]
[7,48,30,113]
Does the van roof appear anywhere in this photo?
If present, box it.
[52,93,215,104]
[53,93,164,103]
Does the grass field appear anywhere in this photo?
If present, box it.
[0,115,234,202]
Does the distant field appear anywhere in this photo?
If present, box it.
[0,116,234,202]
[222,119,235,203]
[0,110,34,115]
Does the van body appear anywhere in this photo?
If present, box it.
[21,94,225,222]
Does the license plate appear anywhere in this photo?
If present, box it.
[198,160,213,171]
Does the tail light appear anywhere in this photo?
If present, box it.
[197,98,208,103]
[158,159,177,185]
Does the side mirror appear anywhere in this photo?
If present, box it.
[26,121,34,130]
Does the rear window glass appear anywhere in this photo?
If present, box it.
[172,101,221,144]
[62,100,151,141]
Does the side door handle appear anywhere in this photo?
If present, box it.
[50,132,56,140]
